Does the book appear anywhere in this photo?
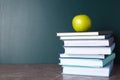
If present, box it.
[64,43,115,55]
[63,37,114,46]
[59,53,115,67]
[57,31,113,36]
[62,61,113,77]
[59,34,111,40]
[60,54,106,59]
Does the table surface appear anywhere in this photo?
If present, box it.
[0,64,119,80]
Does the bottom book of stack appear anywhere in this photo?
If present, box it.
[62,61,113,77]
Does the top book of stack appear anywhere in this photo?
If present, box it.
[57,31,113,36]
[57,31,113,40]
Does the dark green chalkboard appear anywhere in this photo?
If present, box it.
[0,0,119,64]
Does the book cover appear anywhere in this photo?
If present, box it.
[60,54,106,59]
[60,34,111,40]
[59,53,115,67]
[63,37,114,46]
[64,43,115,55]
[57,31,113,36]
[62,61,114,77]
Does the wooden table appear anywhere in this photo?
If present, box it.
[0,64,119,80]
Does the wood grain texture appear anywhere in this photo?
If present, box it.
[0,64,119,80]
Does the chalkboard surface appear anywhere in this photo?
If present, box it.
[0,0,119,64]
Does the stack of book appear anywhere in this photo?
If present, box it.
[57,31,116,77]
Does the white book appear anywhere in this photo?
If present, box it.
[60,54,105,59]
[60,35,111,40]
[63,37,114,46]
[59,53,115,67]
[57,31,113,36]
[64,43,115,55]
[62,61,113,77]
